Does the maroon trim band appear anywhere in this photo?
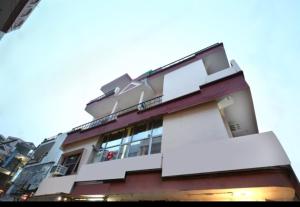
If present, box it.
[71,167,297,197]
[62,72,248,147]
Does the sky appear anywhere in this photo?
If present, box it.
[0,0,300,178]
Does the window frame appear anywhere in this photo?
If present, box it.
[60,149,83,175]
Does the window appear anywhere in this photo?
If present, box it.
[101,145,120,161]
[150,136,162,154]
[131,124,151,142]
[128,139,150,157]
[61,153,81,175]
[92,118,163,163]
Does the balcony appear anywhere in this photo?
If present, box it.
[72,96,163,132]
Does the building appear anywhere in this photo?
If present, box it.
[5,133,67,201]
[32,43,299,201]
[0,0,40,40]
[0,136,35,194]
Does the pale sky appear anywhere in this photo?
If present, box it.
[0,0,300,178]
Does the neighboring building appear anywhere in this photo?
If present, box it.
[5,133,67,201]
[0,0,40,40]
[0,136,35,194]
[32,43,299,201]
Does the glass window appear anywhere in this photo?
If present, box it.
[105,131,123,148]
[117,144,129,159]
[101,146,120,161]
[122,135,131,144]
[93,150,104,163]
[151,120,163,137]
[93,118,163,163]
[131,124,151,142]
[128,139,150,157]
[101,135,109,148]
[62,153,81,175]
[105,138,122,148]
[151,136,162,154]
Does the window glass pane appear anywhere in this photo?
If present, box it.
[117,144,129,159]
[151,136,161,154]
[105,130,125,148]
[151,119,163,137]
[105,138,122,148]
[93,150,103,163]
[101,146,120,161]
[101,136,108,148]
[62,154,81,175]
[111,130,125,139]
[132,124,151,142]
[65,164,76,175]
[152,119,162,128]
[63,154,80,165]
[122,135,131,144]
[101,142,107,148]
[128,139,150,157]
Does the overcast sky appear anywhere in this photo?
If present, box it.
[0,0,300,178]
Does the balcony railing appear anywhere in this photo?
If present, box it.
[72,96,163,132]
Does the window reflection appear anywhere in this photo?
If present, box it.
[121,136,131,144]
[118,144,129,159]
[93,150,103,163]
[131,124,151,142]
[105,130,124,148]
[128,139,150,157]
[105,138,122,148]
[150,136,161,154]
[101,146,120,161]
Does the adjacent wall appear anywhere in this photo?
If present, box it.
[162,102,229,154]
[162,59,207,102]
[161,102,290,177]
[41,133,67,164]
[34,175,76,196]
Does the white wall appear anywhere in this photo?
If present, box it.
[34,175,76,196]
[41,133,67,164]
[161,102,290,177]
[162,59,207,102]
[76,153,162,182]
[162,102,229,153]
[204,66,240,85]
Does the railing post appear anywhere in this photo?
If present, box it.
[139,91,144,104]
[111,101,118,114]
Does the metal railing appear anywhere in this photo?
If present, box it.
[137,95,163,111]
[72,113,118,132]
[72,95,163,132]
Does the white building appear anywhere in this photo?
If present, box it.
[33,43,299,201]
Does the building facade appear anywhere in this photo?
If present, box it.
[32,43,299,201]
[5,133,67,201]
[0,136,35,195]
[0,0,40,40]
